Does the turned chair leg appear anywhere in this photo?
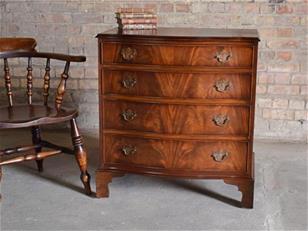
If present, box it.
[31,126,43,172]
[70,118,92,195]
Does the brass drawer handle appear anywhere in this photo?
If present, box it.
[121,109,137,121]
[122,145,137,156]
[214,50,231,63]
[214,79,232,92]
[121,47,137,61]
[211,151,229,162]
[213,114,229,126]
[122,73,137,89]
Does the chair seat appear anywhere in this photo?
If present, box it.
[0,104,78,129]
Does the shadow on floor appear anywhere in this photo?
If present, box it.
[1,129,242,207]
[7,160,242,208]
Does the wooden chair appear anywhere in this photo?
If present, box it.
[0,38,91,196]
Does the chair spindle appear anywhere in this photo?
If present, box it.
[55,61,70,111]
[3,58,13,107]
[43,58,51,105]
[0,150,61,166]
[0,144,41,156]
[26,57,33,104]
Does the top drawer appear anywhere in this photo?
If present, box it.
[102,42,253,67]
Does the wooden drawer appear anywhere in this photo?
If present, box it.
[103,71,252,99]
[102,42,253,67]
[104,135,248,173]
[104,101,249,135]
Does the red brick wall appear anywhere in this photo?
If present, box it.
[0,0,307,142]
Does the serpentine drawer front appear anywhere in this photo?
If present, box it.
[97,28,259,208]
[104,135,248,173]
[103,71,252,99]
[103,101,250,135]
[102,43,253,67]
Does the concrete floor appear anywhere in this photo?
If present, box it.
[0,129,307,231]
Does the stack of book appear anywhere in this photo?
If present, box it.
[116,8,157,30]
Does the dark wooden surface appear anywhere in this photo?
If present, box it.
[97,27,259,40]
[0,51,86,62]
[0,105,78,128]
[97,28,258,208]
[0,38,91,196]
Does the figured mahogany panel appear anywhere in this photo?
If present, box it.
[102,43,253,67]
[103,71,251,100]
[103,101,249,135]
[104,135,248,173]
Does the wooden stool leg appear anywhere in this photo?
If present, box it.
[31,126,43,172]
[70,118,91,195]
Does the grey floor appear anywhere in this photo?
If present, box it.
[0,129,307,231]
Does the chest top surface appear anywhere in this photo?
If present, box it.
[97,27,259,41]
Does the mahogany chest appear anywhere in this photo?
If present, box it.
[96,28,259,208]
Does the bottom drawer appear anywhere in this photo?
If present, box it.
[104,135,248,173]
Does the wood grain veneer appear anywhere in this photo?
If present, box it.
[96,27,259,208]
[104,101,249,135]
[104,135,248,173]
[103,71,252,99]
[102,43,253,67]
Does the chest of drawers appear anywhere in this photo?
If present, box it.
[96,28,259,208]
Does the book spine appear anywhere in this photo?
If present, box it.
[121,29,157,35]
[116,13,156,19]
[117,8,155,13]
[120,18,158,24]
[120,24,157,30]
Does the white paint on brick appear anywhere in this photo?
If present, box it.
[289,100,305,109]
